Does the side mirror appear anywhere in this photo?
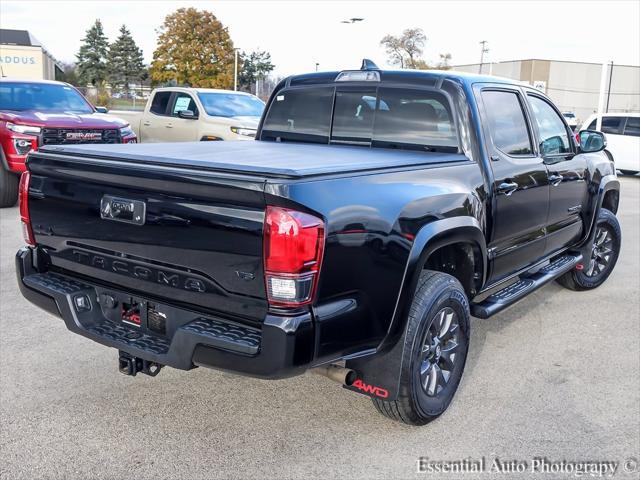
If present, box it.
[95,106,109,114]
[579,130,607,153]
[178,109,197,120]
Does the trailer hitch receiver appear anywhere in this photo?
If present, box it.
[118,351,163,377]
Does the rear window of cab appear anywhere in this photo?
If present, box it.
[261,86,459,153]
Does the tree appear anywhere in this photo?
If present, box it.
[56,62,79,85]
[238,50,275,92]
[150,8,235,88]
[380,28,427,69]
[76,20,109,86]
[436,53,452,70]
[107,25,145,93]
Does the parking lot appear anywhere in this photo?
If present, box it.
[0,177,638,479]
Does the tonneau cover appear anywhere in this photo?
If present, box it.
[38,140,470,179]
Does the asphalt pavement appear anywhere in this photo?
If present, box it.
[1,177,638,480]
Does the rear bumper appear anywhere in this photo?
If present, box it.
[16,247,314,379]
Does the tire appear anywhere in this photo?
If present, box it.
[0,165,19,208]
[372,271,470,425]
[557,208,621,291]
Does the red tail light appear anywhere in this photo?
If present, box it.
[19,171,35,246]
[263,206,325,307]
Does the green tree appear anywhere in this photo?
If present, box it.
[76,19,109,86]
[56,62,79,85]
[150,8,235,88]
[107,25,145,93]
[238,50,275,92]
[380,28,427,69]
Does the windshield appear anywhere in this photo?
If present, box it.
[261,86,459,152]
[196,92,265,118]
[0,82,94,113]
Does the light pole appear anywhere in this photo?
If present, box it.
[315,62,319,72]
[478,40,489,74]
[234,48,240,91]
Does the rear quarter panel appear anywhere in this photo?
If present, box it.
[265,161,486,364]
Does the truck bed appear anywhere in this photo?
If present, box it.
[38,140,470,179]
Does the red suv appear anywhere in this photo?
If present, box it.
[1,79,137,207]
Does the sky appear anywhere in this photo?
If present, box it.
[1,0,639,76]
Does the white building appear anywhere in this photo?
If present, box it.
[453,59,640,124]
[0,29,61,80]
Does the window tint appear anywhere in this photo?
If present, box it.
[331,89,376,142]
[150,92,172,115]
[587,119,597,130]
[481,90,532,155]
[172,93,198,116]
[623,116,640,137]
[601,116,623,134]
[262,87,334,142]
[372,88,457,149]
[528,95,571,155]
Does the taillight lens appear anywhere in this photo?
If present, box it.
[263,206,325,307]
[19,171,35,246]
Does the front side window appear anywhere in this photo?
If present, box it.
[171,93,198,116]
[623,116,640,137]
[0,82,93,114]
[481,90,532,156]
[528,95,571,155]
[150,92,172,115]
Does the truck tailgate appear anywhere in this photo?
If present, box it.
[26,151,268,324]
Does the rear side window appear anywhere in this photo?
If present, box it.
[527,95,571,155]
[262,87,334,142]
[150,92,172,115]
[481,90,532,155]
[623,117,640,137]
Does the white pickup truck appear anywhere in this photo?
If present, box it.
[111,87,265,142]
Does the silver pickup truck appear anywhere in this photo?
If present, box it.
[111,87,264,142]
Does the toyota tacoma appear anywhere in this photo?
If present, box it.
[16,62,621,425]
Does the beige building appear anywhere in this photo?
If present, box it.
[454,59,640,124]
[0,29,60,80]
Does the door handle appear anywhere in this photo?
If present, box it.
[165,123,173,128]
[549,174,564,186]
[498,181,518,196]
[143,121,151,126]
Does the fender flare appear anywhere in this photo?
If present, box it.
[575,174,619,259]
[345,216,486,401]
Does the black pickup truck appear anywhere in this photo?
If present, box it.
[16,62,621,425]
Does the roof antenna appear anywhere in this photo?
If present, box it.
[361,59,379,70]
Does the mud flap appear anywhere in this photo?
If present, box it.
[344,333,406,401]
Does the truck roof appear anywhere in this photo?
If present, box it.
[284,68,517,88]
[152,86,258,97]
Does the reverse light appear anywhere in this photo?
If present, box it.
[230,126,257,137]
[263,206,325,307]
[19,171,35,246]
[7,123,41,135]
